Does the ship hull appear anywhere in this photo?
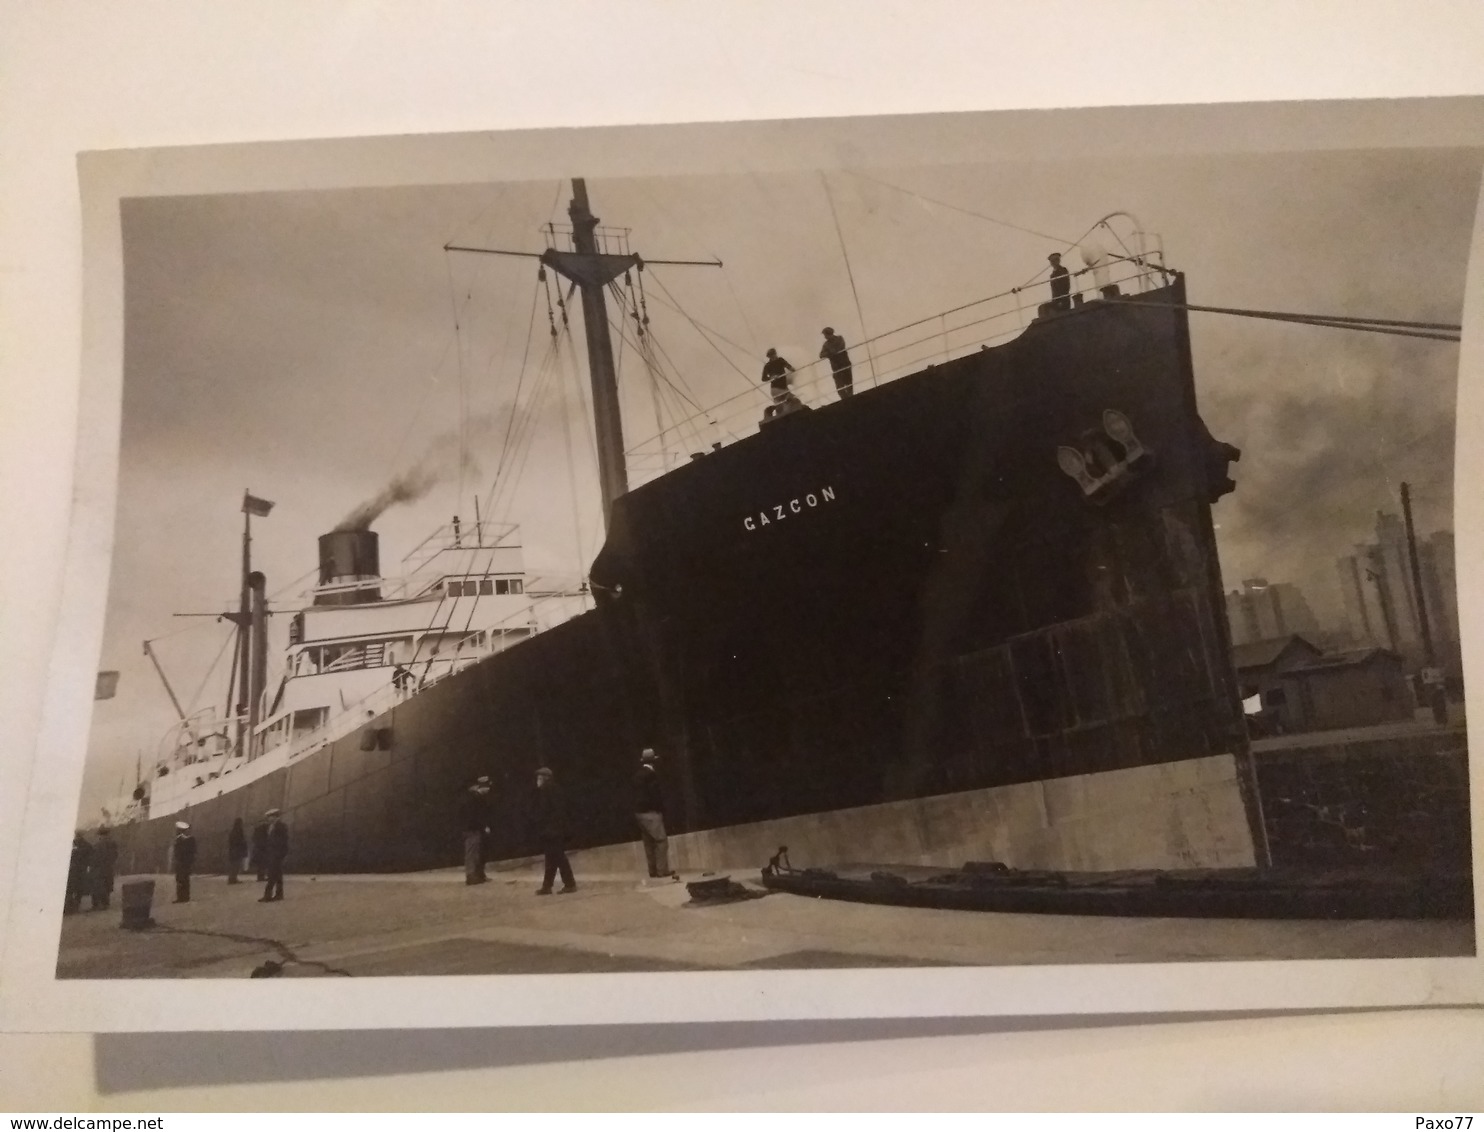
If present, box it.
[111,280,1250,877]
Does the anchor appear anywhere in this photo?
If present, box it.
[1056,409,1154,505]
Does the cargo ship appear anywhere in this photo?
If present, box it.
[99,181,1250,876]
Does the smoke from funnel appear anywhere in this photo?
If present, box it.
[334,463,444,532]
[334,407,512,532]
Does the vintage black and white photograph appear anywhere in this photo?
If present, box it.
[53,138,1478,986]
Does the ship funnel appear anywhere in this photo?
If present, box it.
[315,529,382,606]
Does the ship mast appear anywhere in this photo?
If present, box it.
[447,180,721,532]
[541,180,635,526]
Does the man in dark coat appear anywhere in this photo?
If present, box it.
[250,817,270,881]
[460,777,492,885]
[760,348,797,419]
[227,817,248,885]
[65,832,93,914]
[171,821,197,903]
[90,826,119,910]
[633,748,678,881]
[258,808,289,902]
[1048,252,1072,312]
[819,327,854,399]
[531,767,575,895]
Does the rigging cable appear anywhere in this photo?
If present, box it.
[557,329,589,571]
[429,205,575,673]
[721,264,761,355]
[608,304,713,422]
[404,279,551,684]
[643,270,757,390]
[540,264,559,340]
[635,181,760,354]
[605,305,713,458]
[626,271,669,466]
[378,251,483,482]
[638,335,718,456]
[556,308,600,476]
[445,252,471,507]
[490,342,564,524]
[611,277,672,466]
[221,624,240,724]
[487,275,546,501]
[1116,299,1461,343]
[820,174,878,386]
[537,266,591,565]
[183,628,238,717]
[634,259,653,340]
[841,169,1079,246]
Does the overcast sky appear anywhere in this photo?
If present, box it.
[79,147,1481,818]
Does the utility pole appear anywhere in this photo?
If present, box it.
[1400,481,1448,725]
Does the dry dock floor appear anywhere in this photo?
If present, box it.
[55,864,1475,978]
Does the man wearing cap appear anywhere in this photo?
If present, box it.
[171,821,197,903]
[819,327,854,399]
[531,767,576,895]
[1048,252,1072,312]
[460,777,493,885]
[259,808,289,902]
[633,749,678,880]
[760,348,796,420]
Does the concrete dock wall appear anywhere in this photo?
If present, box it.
[555,751,1257,876]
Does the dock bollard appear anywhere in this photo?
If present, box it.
[120,878,155,930]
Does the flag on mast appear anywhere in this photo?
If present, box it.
[242,492,275,517]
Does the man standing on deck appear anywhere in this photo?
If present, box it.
[760,348,796,420]
[250,815,270,881]
[532,767,576,895]
[259,808,289,902]
[633,748,678,881]
[819,327,854,399]
[170,821,197,903]
[460,777,493,885]
[1048,252,1072,312]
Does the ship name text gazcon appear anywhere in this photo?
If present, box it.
[743,485,836,531]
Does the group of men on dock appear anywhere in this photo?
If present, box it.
[64,806,289,916]
[162,807,289,905]
[461,746,679,896]
[64,826,119,914]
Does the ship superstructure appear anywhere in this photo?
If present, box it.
[119,520,590,824]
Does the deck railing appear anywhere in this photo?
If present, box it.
[624,255,1172,487]
[398,520,520,578]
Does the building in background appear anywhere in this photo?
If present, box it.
[1233,634,1414,735]
[1335,513,1460,685]
[1225,577,1320,646]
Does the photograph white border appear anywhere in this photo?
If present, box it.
[2,9,1483,1039]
